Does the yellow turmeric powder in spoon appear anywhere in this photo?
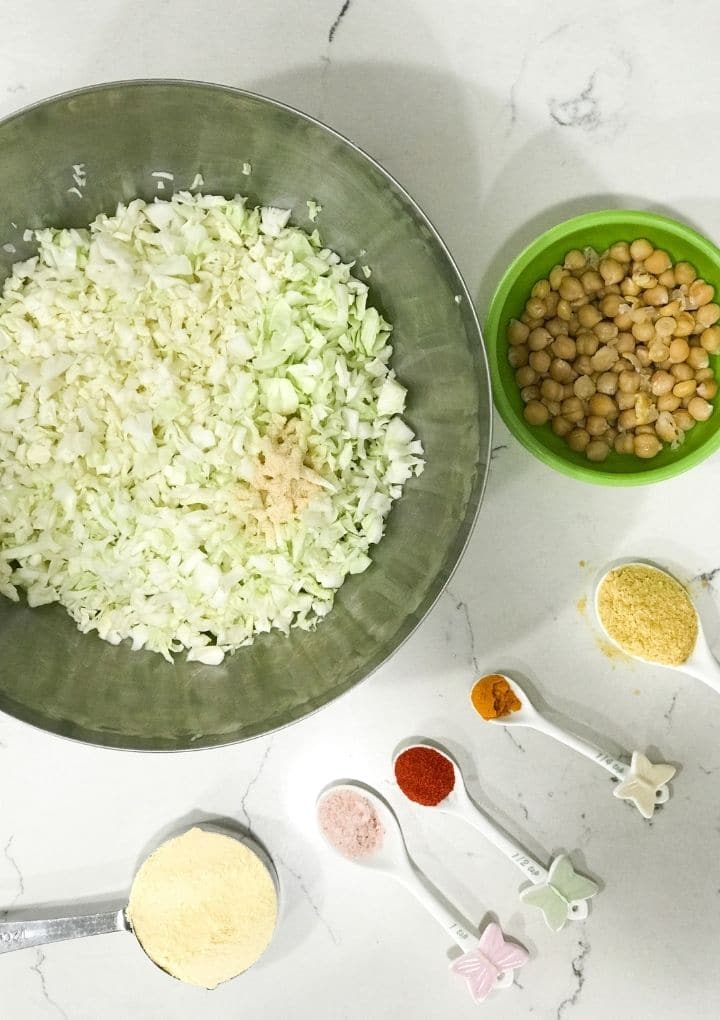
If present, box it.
[471,674,522,720]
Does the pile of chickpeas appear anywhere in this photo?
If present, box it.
[507,239,719,462]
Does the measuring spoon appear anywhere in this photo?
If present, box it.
[594,560,720,694]
[0,824,279,986]
[394,743,597,932]
[472,676,675,820]
[317,782,528,1004]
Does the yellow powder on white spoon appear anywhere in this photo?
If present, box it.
[127,827,278,989]
[597,564,698,666]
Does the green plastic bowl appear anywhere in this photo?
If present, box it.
[485,210,720,485]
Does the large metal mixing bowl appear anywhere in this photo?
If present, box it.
[0,81,491,750]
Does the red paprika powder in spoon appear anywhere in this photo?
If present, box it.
[394,745,455,806]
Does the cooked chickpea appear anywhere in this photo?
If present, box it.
[507,319,529,345]
[585,415,607,437]
[644,285,669,306]
[599,257,624,285]
[600,293,623,318]
[697,379,718,400]
[546,317,569,337]
[634,345,651,367]
[564,249,586,271]
[594,321,619,343]
[551,415,573,437]
[577,304,602,329]
[528,327,553,350]
[562,396,585,423]
[700,326,720,354]
[656,393,681,412]
[630,238,653,260]
[644,249,671,275]
[524,400,549,425]
[556,298,573,321]
[688,396,713,421]
[551,336,576,360]
[673,379,697,399]
[616,370,639,394]
[529,350,552,374]
[581,269,604,293]
[520,385,540,403]
[531,279,551,300]
[596,371,618,395]
[696,303,720,328]
[616,390,637,410]
[573,354,595,376]
[688,346,710,370]
[654,411,681,445]
[665,337,690,364]
[658,269,676,288]
[525,297,546,319]
[515,366,537,388]
[574,375,596,400]
[674,312,695,337]
[575,333,598,357]
[615,332,636,354]
[635,425,656,435]
[567,428,590,452]
[591,346,619,373]
[614,433,634,454]
[550,358,575,383]
[541,378,564,403]
[559,276,585,302]
[654,316,676,338]
[620,277,641,297]
[674,409,695,431]
[585,440,610,462]
[507,345,529,369]
[618,408,639,430]
[689,280,714,307]
[588,393,618,418]
[648,340,670,363]
[634,433,662,458]
[650,370,674,396]
[671,362,694,382]
[631,320,655,343]
[550,265,567,290]
[609,241,631,263]
[633,271,657,290]
[521,312,542,328]
[543,399,562,417]
[674,261,697,286]
[545,291,559,316]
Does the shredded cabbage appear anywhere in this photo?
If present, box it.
[0,192,424,664]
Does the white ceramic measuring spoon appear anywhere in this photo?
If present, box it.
[317,782,528,1004]
[594,560,720,694]
[471,676,675,820]
[393,744,597,932]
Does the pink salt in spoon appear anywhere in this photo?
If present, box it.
[316,782,528,1005]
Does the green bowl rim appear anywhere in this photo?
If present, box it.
[485,208,720,486]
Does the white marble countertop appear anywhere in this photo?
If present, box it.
[2,1,720,1017]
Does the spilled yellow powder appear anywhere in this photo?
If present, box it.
[127,828,277,989]
[576,594,587,615]
[597,565,698,666]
